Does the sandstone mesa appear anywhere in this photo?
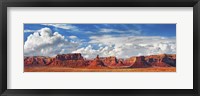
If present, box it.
[24,53,176,68]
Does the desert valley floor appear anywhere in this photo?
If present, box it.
[24,67,176,72]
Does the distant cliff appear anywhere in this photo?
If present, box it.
[24,53,176,68]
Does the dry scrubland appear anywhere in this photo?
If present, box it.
[24,67,176,72]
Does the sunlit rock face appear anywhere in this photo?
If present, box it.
[24,53,176,68]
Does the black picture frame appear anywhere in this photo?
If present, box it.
[0,0,199,96]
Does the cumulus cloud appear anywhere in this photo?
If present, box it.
[24,27,79,56]
[72,44,115,59]
[24,26,176,59]
[41,24,78,30]
[72,35,176,58]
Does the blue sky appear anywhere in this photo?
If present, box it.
[24,24,176,58]
[24,24,176,42]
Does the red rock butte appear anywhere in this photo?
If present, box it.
[24,53,176,68]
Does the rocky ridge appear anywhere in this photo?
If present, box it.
[24,53,176,68]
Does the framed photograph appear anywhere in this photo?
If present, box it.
[0,0,199,96]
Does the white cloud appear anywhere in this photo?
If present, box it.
[99,29,115,33]
[41,24,77,30]
[99,28,141,35]
[24,27,79,56]
[24,27,176,59]
[69,36,77,39]
[72,44,115,59]
[72,35,176,58]
[24,30,36,33]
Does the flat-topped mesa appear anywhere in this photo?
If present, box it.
[50,53,86,67]
[24,53,176,68]
[145,54,176,67]
[122,54,176,68]
[146,54,168,59]
[147,54,175,59]
[128,56,150,68]
[24,56,52,66]
[102,56,118,66]
[55,53,84,60]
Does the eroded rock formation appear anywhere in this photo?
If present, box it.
[24,53,176,68]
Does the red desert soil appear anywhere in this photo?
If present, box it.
[24,67,176,72]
